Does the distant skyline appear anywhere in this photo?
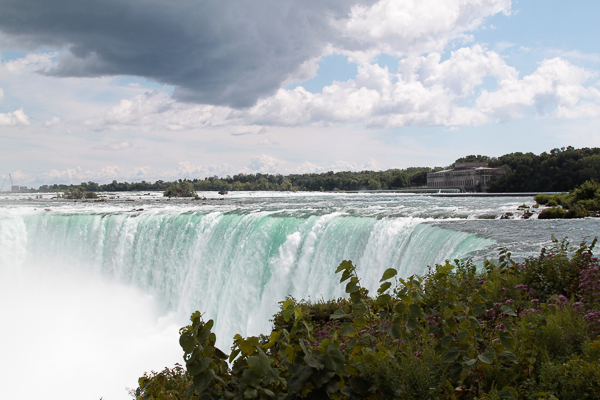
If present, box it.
[1,0,599,186]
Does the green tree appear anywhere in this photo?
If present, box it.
[164,181,196,197]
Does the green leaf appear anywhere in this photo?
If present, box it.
[197,329,210,344]
[229,348,240,363]
[214,347,228,360]
[375,294,392,307]
[311,370,335,387]
[391,323,403,338]
[282,306,294,322]
[188,357,211,376]
[339,322,355,336]
[394,302,407,315]
[380,268,398,282]
[377,281,392,294]
[501,305,517,317]
[294,306,303,321]
[498,351,518,364]
[457,329,468,342]
[472,303,486,316]
[499,331,516,351]
[330,309,347,319]
[352,300,368,316]
[179,331,196,353]
[442,347,460,363]
[247,352,271,377]
[192,369,215,391]
[345,280,359,293]
[287,365,314,394]
[340,269,352,283]
[464,358,477,366]
[348,376,371,396]
[441,334,454,348]
[409,304,423,319]
[406,318,418,332]
[483,280,494,292]
[477,347,496,364]
[349,291,361,303]
[335,260,353,274]
[243,388,258,399]
[437,264,454,274]
[499,386,518,399]
[242,369,263,387]
[205,320,214,331]
[239,340,256,356]
[304,354,324,370]
[282,298,294,310]
[354,316,367,329]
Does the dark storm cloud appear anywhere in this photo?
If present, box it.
[0,0,373,107]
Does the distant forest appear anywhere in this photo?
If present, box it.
[35,146,600,193]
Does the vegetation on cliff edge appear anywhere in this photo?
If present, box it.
[132,237,600,400]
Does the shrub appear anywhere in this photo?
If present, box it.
[520,237,596,302]
[164,181,196,197]
[534,193,551,205]
[538,206,567,219]
[574,180,600,202]
[132,237,600,400]
[539,305,588,362]
[131,364,192,400]
[537,357,600,400]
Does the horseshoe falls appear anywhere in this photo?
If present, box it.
[1,192,598,399]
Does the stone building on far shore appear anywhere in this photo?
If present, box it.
[427,162,506,192]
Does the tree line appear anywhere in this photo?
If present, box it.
[33,146,600,194]
[35,168,434,193]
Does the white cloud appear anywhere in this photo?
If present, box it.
[476,58,600,121]
[0,53,55,78]
[43,116,61,127]
[258,139,277,146]
[249,155,282,173]
[173,162,237,179]
[0,108,30,126]
[0,0,514,107]
[35,165,153,184]
[293,159,384,174]
[83,47,600,135]
[335,0,511,62]
[92,141,133,151]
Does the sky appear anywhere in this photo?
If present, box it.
[1,0,599,186]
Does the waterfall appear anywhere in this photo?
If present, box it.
[3,209,494,345]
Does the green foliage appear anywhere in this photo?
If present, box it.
[519,237,597,302]
[535,179,600,218]
[62,186,98,199]
[132,364,192,400]
[537,357,600,400]
[487,146,600,193]
[164,181,197,198]
[455,155,491,163]
[134,237,600,400]
[538,207,567,219]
